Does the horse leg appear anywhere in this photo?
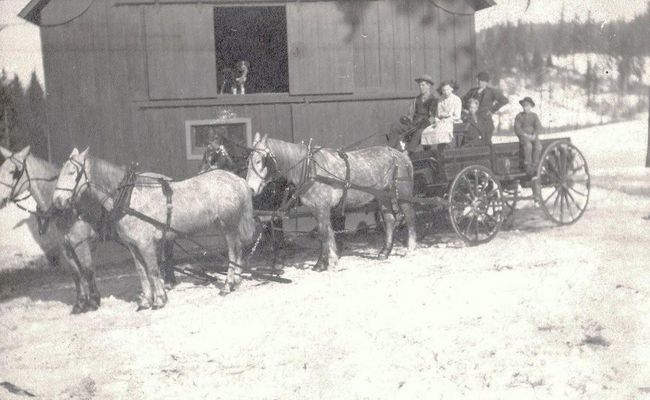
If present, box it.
[313,206,338,271]
[400,202,418,252]
[76,238,100,311]
[137,241,168,310]
[379,204,396,259]
[159,239,177,289]
[221,230,242,295]
[125,244,155,311]
[61,242,89,314]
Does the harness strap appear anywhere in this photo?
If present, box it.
[335,149,351,217]
[159,178,173,240]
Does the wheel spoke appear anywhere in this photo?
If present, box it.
[563,190,574,220]
[564,187,584,212]
[559,190,564,222]
[473,171,479,198]
[463,216,475,238]
[543,185,561,205]
[543,160,562,182]
[551,187,562,216]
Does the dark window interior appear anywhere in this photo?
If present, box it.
[214,6,289,94]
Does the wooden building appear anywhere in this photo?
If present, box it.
[20,0,495,178]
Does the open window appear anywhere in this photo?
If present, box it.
[214,6,289,94]
[185,118,252,160]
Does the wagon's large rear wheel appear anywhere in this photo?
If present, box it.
[448,165,504,245]
[536,141,590,225]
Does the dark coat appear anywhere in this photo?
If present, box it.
[462,86,508,142]
[461,112,491,146]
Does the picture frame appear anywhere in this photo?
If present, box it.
[184,117,252,160]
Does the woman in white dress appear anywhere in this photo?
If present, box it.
[421,81,462,146]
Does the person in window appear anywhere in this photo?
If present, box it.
[461,98,491,146]
[421,80,462,147]
[387,74,438,152]
[462,71,508,144]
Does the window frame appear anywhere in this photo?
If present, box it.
[184,117,252,160]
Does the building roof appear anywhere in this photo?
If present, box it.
[20,0,496,26]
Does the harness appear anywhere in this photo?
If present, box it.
[1,151,60,235]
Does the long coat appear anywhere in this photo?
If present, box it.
[462,86,508,142]
[461,112,492,146]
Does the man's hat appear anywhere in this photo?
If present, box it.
[414,74,434,85]
[519,96,535,107]
[477,71,490,82]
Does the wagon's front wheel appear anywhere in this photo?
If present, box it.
[536,141,590,225]
[448,165,504,245]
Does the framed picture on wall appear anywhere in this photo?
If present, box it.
[184,117,252,160]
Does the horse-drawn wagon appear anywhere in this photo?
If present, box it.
[408,135,591,244]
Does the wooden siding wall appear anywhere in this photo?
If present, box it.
[38,0,477,179]
[351,1,476,95]
[40,0,148,166]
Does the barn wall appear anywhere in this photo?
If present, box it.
[37,0,479,179]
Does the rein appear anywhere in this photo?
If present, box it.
[1,151,60,234]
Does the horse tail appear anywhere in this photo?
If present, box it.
[238,186,256,244]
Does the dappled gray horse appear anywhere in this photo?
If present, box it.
[53,148,255,310]
[0,146,104,313]
[246,133,417,271]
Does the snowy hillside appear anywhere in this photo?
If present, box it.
[492,53,648,134]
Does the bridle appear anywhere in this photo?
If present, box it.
[247,146,279,184]
[0,151,33,203]
[54,156,90,203]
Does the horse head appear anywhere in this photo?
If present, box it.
[247,132,276,196]
[0,146,31,208]
[53,147,90,209]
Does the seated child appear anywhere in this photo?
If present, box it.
[514,97,542,175]
[461,98,490,146]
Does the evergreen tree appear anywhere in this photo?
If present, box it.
[546,54,554,68]
[0,69,13,149]
[532,47,544,85]
[7,76,27,150]
[25,72,48,159]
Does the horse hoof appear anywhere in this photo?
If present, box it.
[219,289,230,297]
[312,264,327,272]
[71,303,85,314]
[136,298,152,311]
[86,299,99,311]
[91,295,101,307]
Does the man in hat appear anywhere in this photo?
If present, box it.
[514,96,542,175]
[462,71,509,144]
[387,74,438,152]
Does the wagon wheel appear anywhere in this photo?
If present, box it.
[448,165,504,245]
[536,141,590,225]
[501,181,519,222]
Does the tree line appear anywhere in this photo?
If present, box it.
[477,3,650,91]
[0,70,47,162]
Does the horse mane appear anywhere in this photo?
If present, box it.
[88,156,126,200]
[25,155,59,210]
[267,139,308,185]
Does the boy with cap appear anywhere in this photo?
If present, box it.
[462,71,509,144]
[514,96,542,175]
[387,74,438,152]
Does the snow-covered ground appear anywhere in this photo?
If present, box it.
[0,119,649,399]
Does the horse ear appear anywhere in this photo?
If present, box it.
[253,132,261,144]
[0,145,11,159]
[261,133,268,144]
[79,147,90,160]
[16,146,30,160]
[70,148,79,157]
